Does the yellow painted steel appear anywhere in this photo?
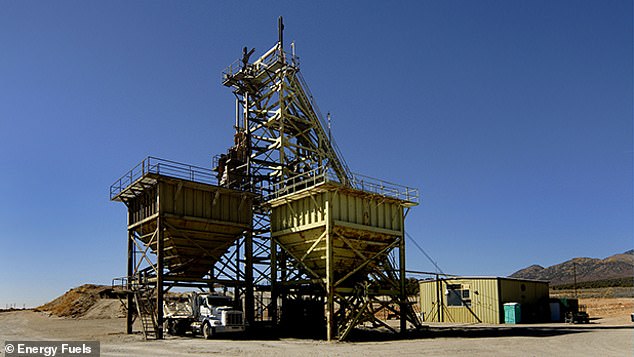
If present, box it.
[419,277,549,324]
[123,174,252,278]
[270,182,406,284]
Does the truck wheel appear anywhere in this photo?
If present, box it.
[166,319,176,336]
[203,323,214,339]
[175,323,186,336]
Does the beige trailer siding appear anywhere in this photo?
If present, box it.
[499,279,550,304]
[419,277,549,324]
[419,278,501,324]
[499,279,550,322]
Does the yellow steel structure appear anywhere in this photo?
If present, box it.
[269,173,418,339]
[419,277,549,324]
[217,19,355,330]
[218,18,422,340]
[111,17,421,341]
[271,182,410,280]
[111,157,253,339]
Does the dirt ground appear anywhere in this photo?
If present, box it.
[1,303,632,357]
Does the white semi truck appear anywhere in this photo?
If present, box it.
[164,293,245,338]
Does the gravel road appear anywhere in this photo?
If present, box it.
[1,310,632,356]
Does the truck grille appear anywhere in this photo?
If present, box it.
[225,311,243,326]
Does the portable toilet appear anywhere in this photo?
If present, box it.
[504,303,521,324]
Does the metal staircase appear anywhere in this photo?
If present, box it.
[133,287,158,340]
[114,276,159,340]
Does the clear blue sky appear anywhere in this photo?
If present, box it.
[1,1,631,307]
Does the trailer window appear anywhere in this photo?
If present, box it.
[446,284,471,307]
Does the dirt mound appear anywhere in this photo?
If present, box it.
[35,284,125,319]
[82,299,126,319]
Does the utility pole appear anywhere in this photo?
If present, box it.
[573,262,578,298]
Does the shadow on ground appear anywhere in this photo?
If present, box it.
[344,324,634,342]
[164,323,633,342]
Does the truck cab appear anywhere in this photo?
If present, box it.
[195,295,245,338]
[164,293,245,338]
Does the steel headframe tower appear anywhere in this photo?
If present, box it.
[219,16,351,324]
[219,17,421,340]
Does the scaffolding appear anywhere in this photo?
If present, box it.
[216,17,422,340]
[111,17,422,341]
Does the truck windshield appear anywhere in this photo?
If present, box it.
[206,296,232,307]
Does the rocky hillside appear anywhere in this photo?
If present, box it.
[510,250,634,286]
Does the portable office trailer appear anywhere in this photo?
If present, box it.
[419,277,549,324]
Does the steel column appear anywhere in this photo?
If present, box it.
[155,193,164,339]
[245,231,254,325]
[399,210,407,335]
[325,191,335,341]
[126,228,134,334]
[270,237,278,323]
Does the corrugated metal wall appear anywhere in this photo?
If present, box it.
[128,186,157,224]
[419,278,501,324]
[271,192,326,232]
[420,278,550,324]
[419,280,440,322]
[125,177,253,278]
[331,193,402,232]
[271,190,404,234]
[158,181,251,225]
[271,187,405,281]
[499,279,549,323]
[127,179,251,226]
[499,279,549,304]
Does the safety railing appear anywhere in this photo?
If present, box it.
[266,166,419,203]
[349,172,419,203]
[266,167,332,201]
[296,71,353,182]
[110,157,217,200]
[222,45,300,84]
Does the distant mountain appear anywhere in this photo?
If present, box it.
[510,250,634,286]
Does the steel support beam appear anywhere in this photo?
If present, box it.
[156,207,164,339]
[399,212,407,335]
[244,231,254,325]
[324,192,335,341]
[126,228,134,335]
